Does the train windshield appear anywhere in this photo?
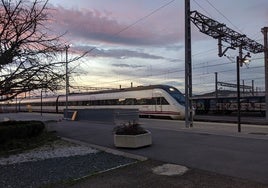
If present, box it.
[164,86,185,106]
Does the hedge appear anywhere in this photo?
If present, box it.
[0,121,45,144]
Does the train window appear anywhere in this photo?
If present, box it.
[89,99,117,105]
[169,93,185,106]
[91,100,98,105]
[108,99,118,105]
[209,99,217,110]
[59,102,65,106]
[77,101,82,106]
[118,99,125,105]
[249,97,259,103]
[103,100,109,105]
[240,98,248,103]
[155,97,169,105]
[98,100,103,105]
[137,98,148,105]
[162,97,169,105]
[81,101,89,106]
[50,102,56,106]
[124,98,134,105]
[146,98,153,105]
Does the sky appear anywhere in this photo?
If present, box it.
[47,0,268,95]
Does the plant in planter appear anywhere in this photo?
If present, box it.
[113,121,152,148]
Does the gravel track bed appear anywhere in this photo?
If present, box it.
[0,140,136,188]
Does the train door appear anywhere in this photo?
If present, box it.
[153,91,162,112]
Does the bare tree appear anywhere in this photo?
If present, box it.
[0,0,66,101]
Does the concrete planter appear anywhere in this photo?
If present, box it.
[114,131,152,148]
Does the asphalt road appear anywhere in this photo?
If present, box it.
[46,118,268,184]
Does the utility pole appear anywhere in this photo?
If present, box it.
[215,72,218,112]
[185,0,193,128]
[215,72,218,99]
[261,27,268,120]
[252,80,254,96]
[236,46,242,132]
[237,47,251,132]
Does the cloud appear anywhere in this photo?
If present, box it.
[163,81,184,88]
[73,44,166,60]
[112,63,145,69]
[50,5,182,46]
[98,49,165,59]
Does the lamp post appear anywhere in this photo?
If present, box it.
[236,55,241,132]
[236,46,251,132]
[65,45,70,119]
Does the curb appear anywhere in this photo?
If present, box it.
[175,128,268,140]
[61,137,148,161]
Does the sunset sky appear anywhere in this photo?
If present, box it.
[48,0,268,94]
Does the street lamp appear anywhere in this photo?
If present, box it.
[236,48,251,132]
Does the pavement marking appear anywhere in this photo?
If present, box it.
[152,163,189,176]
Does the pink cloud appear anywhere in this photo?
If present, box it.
[50,5,183,46]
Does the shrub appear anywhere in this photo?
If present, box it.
[0,121,45,144]
[113,121,147,135]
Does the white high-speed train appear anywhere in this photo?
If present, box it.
[1,85,187,119]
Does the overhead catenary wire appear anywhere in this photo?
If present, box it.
[205,0,244,34]
[192,0,212,17]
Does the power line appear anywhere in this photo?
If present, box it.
[87,0,176,57]
[205,0,243,34]
[192,0,212,17]
[192,48,218,57]
[113,0,176,37]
